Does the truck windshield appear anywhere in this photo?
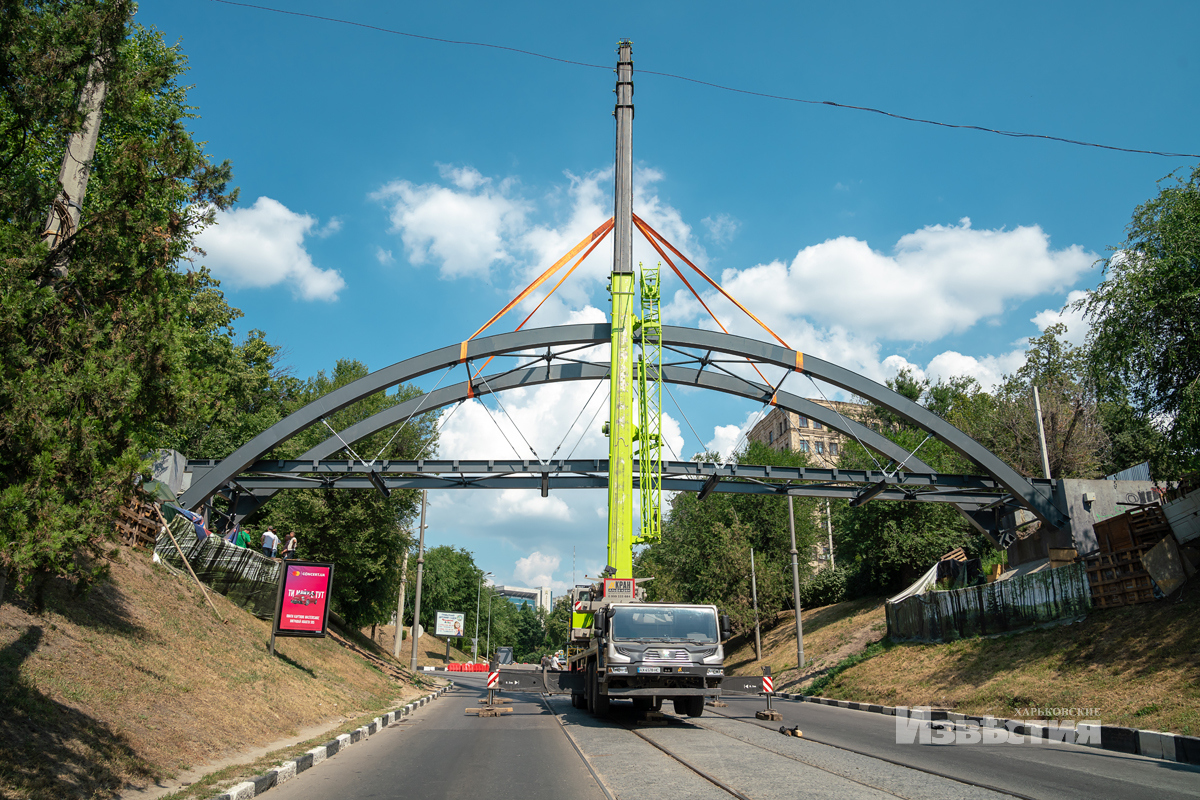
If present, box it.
[610,606,718,643]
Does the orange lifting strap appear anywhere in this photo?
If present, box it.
[459,218,615,363]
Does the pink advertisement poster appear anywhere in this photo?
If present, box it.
[276,563,333,635]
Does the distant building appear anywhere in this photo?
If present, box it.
[746,401,867,467]
[493,585,553,612]
[745,401,871,568]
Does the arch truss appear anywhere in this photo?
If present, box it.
[180,325,1070,549]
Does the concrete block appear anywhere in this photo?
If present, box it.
[275,761,297,785]
[948,712,967,721]
[1174,734,1200,764]
[1099,726,1138,754]
[307,746,327,766]
[837,700,850,708]
[336,733,352,750]
[867,704,883,714]
[1075,723,1101,747]
[226,781,256,800]
[294,753,314,773]
[322,737,340,756]
[1138,731,1167,760]
[881,706,895,716]
[250,771,276,795]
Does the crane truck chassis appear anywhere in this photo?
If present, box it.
[495,581,764,718]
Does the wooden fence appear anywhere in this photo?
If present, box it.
[886,562,1091,643]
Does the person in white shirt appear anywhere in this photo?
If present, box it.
[261,526,279,558]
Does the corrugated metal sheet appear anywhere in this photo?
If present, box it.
[886,561,1091,643]
[1106,461,1152,482]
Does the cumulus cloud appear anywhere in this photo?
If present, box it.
[195,196,346,301]
[514,551,564,589]
[372,165,529,278]
[1031,289,1092,347]
[701,218,1093,344]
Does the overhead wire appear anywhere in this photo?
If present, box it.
[475,369,543,463]
[371,364,455,461]
[205,0,1199,159]
[548,379,604,461]
[565,384,610,461]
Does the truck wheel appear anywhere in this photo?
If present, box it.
[684,696,704,717]
[572,692,585,709]
[594,689,610,715]
[672,697,688,715]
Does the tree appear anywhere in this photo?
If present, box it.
[1079,164,1200,478]
[637,440,821,632]
[0,9,238,600]
[259,359,437,628]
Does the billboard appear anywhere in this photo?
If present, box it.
[272,561,335,638]
[435,610,465,637]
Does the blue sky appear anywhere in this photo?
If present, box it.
[138,1,1198,595]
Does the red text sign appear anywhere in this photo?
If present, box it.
[275,562,334,636]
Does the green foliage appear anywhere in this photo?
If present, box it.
[805,638,894,697]
[798,564,848,607]
[1080,164,1200,479]
[258,360,436,629]
[0,8,240,597]
[637,441,821,633]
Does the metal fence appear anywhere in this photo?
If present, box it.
[155,520,282,618]
[886,561,1091,643]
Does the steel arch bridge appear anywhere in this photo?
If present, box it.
[179,324,1069,549]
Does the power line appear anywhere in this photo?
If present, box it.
[206,0,1199,159]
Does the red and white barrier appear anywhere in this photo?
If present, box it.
[763,675,774,693]
[487,671,499,689]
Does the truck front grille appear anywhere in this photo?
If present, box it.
[643,649,693,664]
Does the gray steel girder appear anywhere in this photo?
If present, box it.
[180,324,1065,529]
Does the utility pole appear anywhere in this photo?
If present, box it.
[789,495,805,675]
[43,56,109,279]
[1032,386,1052,479]
[825,498,835,569]
[750,547,762,661]
[408,490,428,672]
[606,39,636,580]
[392,544,410,658]
[473,570,491,662]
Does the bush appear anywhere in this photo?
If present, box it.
[799,565,847,607]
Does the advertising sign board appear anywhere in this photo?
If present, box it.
[272,561,335,638]
[604,577,635,603]
[434,610,465,637]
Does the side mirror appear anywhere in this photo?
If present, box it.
[720,613,733,641]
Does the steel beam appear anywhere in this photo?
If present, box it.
[179,323,1066,530]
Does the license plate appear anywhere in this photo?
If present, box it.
[637,666,661,673]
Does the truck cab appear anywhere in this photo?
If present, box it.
[568,586,730,717]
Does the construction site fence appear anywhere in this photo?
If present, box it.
[445,662,490,672]
[886,561,1091,643]
[154,518,281,618]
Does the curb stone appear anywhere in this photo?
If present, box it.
[774,692,1198,765]
[209,684,451,800]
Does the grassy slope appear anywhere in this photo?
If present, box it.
[0,546,428,800]
[724,590,1200,736]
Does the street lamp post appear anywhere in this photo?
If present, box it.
[486,592,494,662]
[473,570,492,662]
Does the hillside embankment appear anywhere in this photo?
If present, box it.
[726,589,1200,736]
[0,545,434,800]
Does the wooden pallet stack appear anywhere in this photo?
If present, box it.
[114,496,161,548]
[1085,506,1171,608]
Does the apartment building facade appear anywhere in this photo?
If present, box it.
[747,400,866,467]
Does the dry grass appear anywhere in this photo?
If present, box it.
[0,546,430,800]
[363,626,473,666]
[724,596,888,691]
[818,586,1200,735]
[737,588,1200,735]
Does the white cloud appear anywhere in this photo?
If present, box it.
[923,349,1027,391]
[1031,289,1091,347]
[372,168,529,278]
[514,551,564,590]
[702,218,1093,344]
[702,213,741,245]
[314,217,342,238]
[195,196,346,301]
[375,246,395,266]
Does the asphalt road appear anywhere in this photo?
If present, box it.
[264,675,605,800]
[261,675,1198,800]
[719,693,1200,800]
